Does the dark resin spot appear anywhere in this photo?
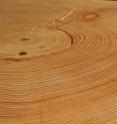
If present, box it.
[19,51,27,56]
[20,38,30,41]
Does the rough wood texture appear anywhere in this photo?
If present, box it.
[0,0,117,123]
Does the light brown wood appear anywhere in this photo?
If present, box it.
[0,0,117,123]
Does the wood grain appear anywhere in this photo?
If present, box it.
[0,0,117,123]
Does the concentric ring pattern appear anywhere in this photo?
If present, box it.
[0,27,72,60]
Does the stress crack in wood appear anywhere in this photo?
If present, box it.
[48,7,78,28]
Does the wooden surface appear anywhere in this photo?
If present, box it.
[0,0,117,123]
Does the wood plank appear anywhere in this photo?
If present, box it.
[0,0,117,123]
